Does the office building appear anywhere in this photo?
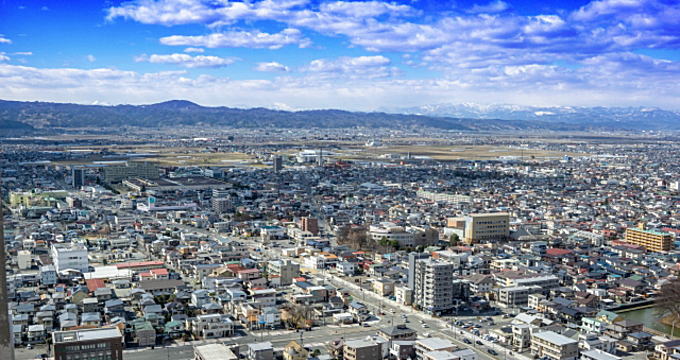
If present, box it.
[413,259,455,313]
[497,285,543,308]
[464,212,510,243]
[72,168,85,188]
[52,327,124,360]
[103,161,159,183]
[624,226,673,252]
[51,243,89,273]
[531,331,579,360]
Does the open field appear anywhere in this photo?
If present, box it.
[334,144,586,161]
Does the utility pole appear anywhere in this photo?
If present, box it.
[0,176,15,360]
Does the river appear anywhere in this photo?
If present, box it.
[618,306,680,337]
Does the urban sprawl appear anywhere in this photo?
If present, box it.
[2,128,680,360]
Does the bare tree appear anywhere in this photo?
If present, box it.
[657,278,680,319]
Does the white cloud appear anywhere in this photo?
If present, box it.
[183,47,205,53]
[255,62,290,72]
[303,55,398,78]
[87,54,96,62]
[160,28,310,49]
[0,35,11,44]
[13,52,32,56]
[0,53,9,62]
[135,53,237,68]
[468,0,510,14]
[1,61,679,111]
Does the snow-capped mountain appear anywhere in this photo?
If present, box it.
[389,104,680,130]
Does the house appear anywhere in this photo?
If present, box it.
[415,338,456,360]
[283,341,309,360]
[344,339,382,360]
[248,342,274,360]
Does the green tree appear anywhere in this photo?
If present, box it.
[450,233,460,246]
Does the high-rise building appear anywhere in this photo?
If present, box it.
[407,252,430,290]
[72,168,85,188]
[273,156,283,173]
[52,327,124,360]
[625,226,673,252]
[212,198,232,214]
[464,212,510,243]
[413,259,455,313]
[0,183,14,360]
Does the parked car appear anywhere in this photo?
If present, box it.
[487,349,498,355]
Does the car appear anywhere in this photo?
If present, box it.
[362,323,371,327]
[463,339,472,344]
[422,324,429,328]
[487,349,498,355]
[476,340,484,345]
[423,332,432,337]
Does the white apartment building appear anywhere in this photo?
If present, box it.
[414,259,455,313]
[51,243,89,273]
[268,260,300,286]
[190,314,234,339]
[531,331,579,360]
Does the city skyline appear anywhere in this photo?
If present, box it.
[0,0,679,110]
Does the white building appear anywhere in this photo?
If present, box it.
[51,243,89,273]
[190,314,234,339]
[18,250,32,270]
[413,259,455,313]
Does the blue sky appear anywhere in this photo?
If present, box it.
[0,0,679,110]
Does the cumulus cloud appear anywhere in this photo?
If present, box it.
[87,54,96,62]
[183,47,204,53]
[160,28,310,49]
[0,35,11,44]
[255,62,290,72]
[135,53,236,68]
[0,53,10,62]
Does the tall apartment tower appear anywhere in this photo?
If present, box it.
[413,259,455,314]
[273,156,283,173]
[300,217,319,235]
[407,252,430,289]
[72,168,85,188]
[0,183,15,360]
[318,148,323,167]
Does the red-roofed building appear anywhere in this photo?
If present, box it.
[85,279,106,292]
[116,260,164,272]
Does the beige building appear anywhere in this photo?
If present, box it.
[624,226,673,252]
[464,213,510,243]
[531,331,579,360]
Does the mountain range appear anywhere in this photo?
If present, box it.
[388,103,680,130]
[0,99,678,134]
